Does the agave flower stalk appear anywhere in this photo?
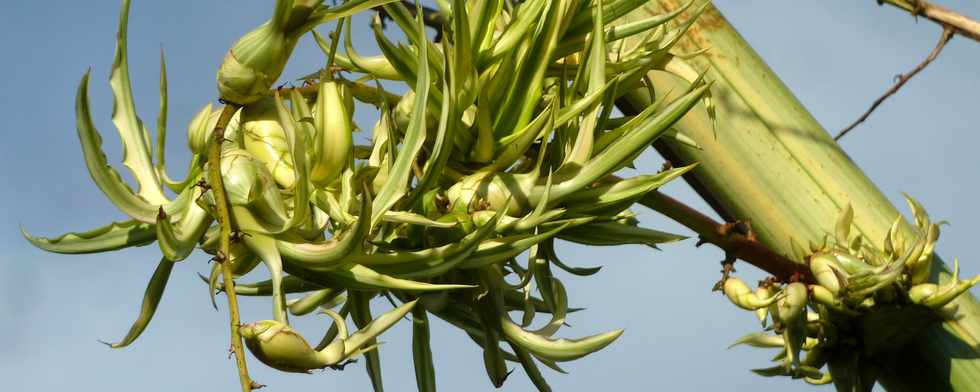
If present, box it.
[616,2,980,390]
[205,103,255,392]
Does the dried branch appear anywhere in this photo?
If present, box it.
[835,27,954,140]
[879,0,980,42]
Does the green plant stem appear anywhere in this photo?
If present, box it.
[205,103,254,392]
[879,0,980,42]
[323,17,344,77]
[618,2,980,390]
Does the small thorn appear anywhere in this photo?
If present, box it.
[213,250,227,264]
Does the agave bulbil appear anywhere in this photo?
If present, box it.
[24,0,712,390]
[723,201,980,387]
[22,0,978,390]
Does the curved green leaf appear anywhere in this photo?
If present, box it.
[371,16,431,227]
[22,220,154,254]
[100,258,174,348]
[558,220,685,248]
[110,0,166,204]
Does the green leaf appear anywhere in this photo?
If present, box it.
[500,317,623,362]
[492,0,563,140]
[277,188,368,269]
[348,291,385,392]
[368,212,501,278]
[287,261,474,292]
[727,332,785,349]
[411,307,437,392]
[460,223,570,269]
[274,91,310,232]
[287,288,343,316]
[242,233,289,323]
[507,340,553,392]
[156,191,212,262]
[380,2,445,78]
[544,83,709,202]
[205,273,324,297]
[481,0,548,65]
[542,240,602,276]
[299,0,402,34]
[75,72,192,223]
[566,0,653,37]
[371,15,431,227]
[555,0,696,58]
[372,22,420,84]
[563,165,695,215]
[404,47,456,208]
[22,219,155,254]
[109,0,166,204]
[558,221,686,248]
[312,26,401,80]
[100,258,174,348]
[562,0,607,168]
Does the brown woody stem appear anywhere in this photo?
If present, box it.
[879,0,980,42]
[639,190,811,282]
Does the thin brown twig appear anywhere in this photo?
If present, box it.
[835,27,954,141]
[206,103,254,392]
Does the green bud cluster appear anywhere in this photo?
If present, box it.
[723,197,979,389]
[24,0,716,390]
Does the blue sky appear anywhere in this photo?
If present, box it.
[1,1,978,391]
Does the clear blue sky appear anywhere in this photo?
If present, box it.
[1,1,978,391]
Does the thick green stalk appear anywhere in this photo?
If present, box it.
[617,2,980,390]
[205,104,254,392]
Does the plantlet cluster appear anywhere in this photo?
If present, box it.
[722,199,979,390]
[24,0,716,390]
[24,0,977,390]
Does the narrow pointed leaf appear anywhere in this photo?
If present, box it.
[101,258,174,348]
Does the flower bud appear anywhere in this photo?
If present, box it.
[777,282,808,325]
[188,104,241,155]
[810,284,858,316]
[829,251,872,275]
[241,300,418,373]
[240,320,325,373]
[241,98,296,189]
[218,149,269,206]
[723,276,781,311]
[217,26,291,104]
[809,253,844,295]
[311,81,353,187]
[908,263,980,311]
[446,171,534,216]
[216,1,320,104]
[754,285,773,326]
[908,283,938,305]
